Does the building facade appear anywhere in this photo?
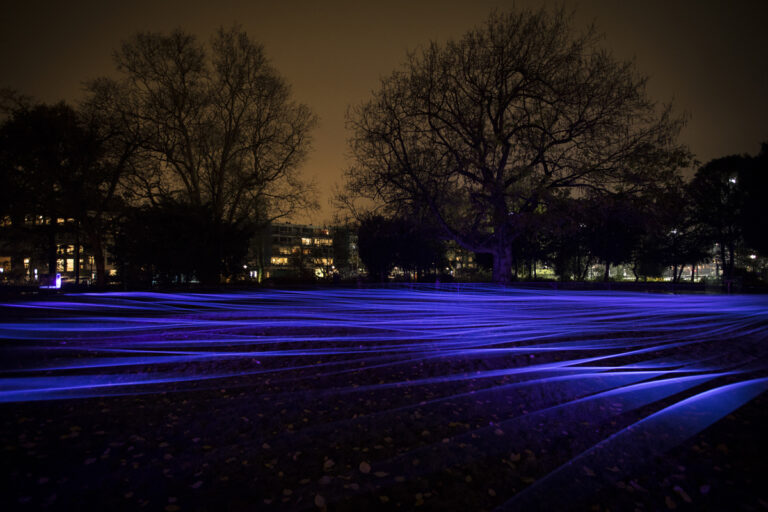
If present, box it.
[249,223,360,281]
[0,215,112,285]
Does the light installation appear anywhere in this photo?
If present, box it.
[38,272,61,289]
[1,285,766,507]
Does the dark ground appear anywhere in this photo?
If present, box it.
[1,288,766,511]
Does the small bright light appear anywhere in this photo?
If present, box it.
[750,254,757,260]
[729,177,737,184]
[243,265,248,269]
[39,272,62,289]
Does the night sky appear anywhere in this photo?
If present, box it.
[2,0,766,222]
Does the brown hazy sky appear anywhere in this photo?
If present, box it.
[2,0,767,222]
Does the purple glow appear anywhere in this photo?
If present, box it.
[37,272,62,290]
[2,287,766,400]
[500,376,768,510]
[1,286,766,508]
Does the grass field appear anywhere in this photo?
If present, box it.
[1,286,767,511]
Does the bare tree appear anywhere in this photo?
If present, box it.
[0,88,31,120]
[343,8,689,283]
[79,81,145,285]
[92,26,317,225]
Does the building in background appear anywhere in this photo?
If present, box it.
[249,223,360,281]
[0,215,112,285]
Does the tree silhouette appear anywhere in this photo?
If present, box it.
[91,26,318,228]
[357,215,399,282]
[344,7,688,283]
[0,100,142,286]
[689,155,746,281]
[356,214,445,282]
[740,143,768,256]
[113,202,251,286]
[0,102,104,281]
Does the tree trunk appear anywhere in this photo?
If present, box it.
[576,253,582,281]
[74,223,81,285]
[492,246,513,284]
[603,261,610,282]
[719,243,727,280]
[691,264,695,283]
[579,258,591,281]
[11,255,25,282]
[9,215,25,282]
[89,232,107,287]
[48,220,57,277]
[727,244,735,281]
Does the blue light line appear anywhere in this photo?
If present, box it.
[1,285,766,507]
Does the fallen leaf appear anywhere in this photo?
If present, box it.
[674,485,692,503]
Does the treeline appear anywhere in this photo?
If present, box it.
[356,215,447,281]
[356,145,768,284]
[2,10,767,289]
[1,26,316,286]
[341,8,768,285]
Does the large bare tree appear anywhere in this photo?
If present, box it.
[92,26,317,225]
[343,8,689,283]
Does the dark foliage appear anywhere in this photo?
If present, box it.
[344,7,688,283]
[357,215,446,282]
[0,102,103,280]
[539,199,591,281]
[113,202,252,286]
[740,144,768,256]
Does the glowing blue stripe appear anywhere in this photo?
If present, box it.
[497,377,768,511]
